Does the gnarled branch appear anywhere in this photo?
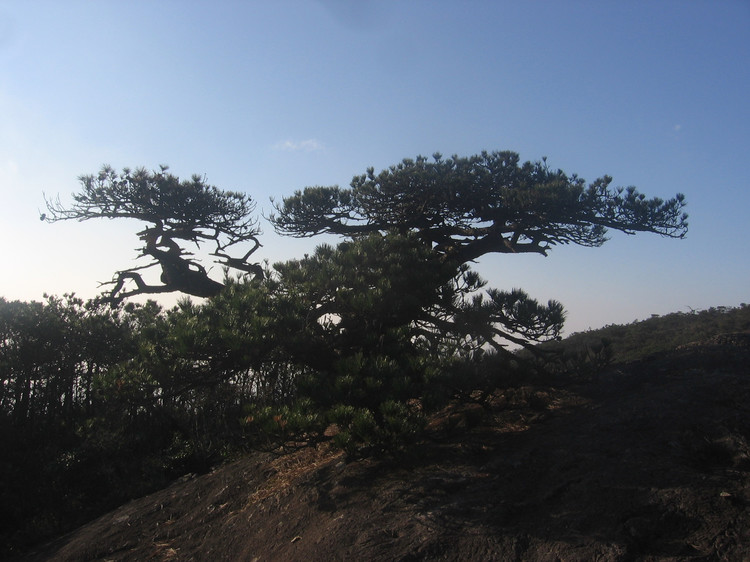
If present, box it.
[44,165,263,305]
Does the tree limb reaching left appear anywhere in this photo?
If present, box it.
[43,165,263,305]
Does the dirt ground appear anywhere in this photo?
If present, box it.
[20,334,750,561]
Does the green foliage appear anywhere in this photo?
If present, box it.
[0,294,133,424]
[529,337,615,378]
[519,305,750,383]
[540,305,750,366]
[241,399,325,446]
[329,401,424,457]
[271,151,688,263]
[10,151,692,554]
[256,235,485,451]
[264,149,686,417]
[57,165,256,235]
[43,165,262,304]
[0,296,252,555]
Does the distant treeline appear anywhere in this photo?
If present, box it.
[549,305,750,365]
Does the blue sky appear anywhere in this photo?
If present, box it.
[1,0,748,335]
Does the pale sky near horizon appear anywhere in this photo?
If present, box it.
[1,0,748,335]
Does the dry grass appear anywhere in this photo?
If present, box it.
[246,443,344,505]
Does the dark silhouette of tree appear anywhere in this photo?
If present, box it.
[43,166,262,305]
[0,295,255,553]
[270,151,688,265]
[262,151,689,433]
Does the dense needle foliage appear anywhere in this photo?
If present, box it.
[3,151,693,555]
[43,166,263,304]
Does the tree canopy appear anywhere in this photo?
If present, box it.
[36,152,689,453]
[270,151,688,265]
[6,151,695,545]
[43,165,263,304]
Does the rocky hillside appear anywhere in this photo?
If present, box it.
[21,331,750,561]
